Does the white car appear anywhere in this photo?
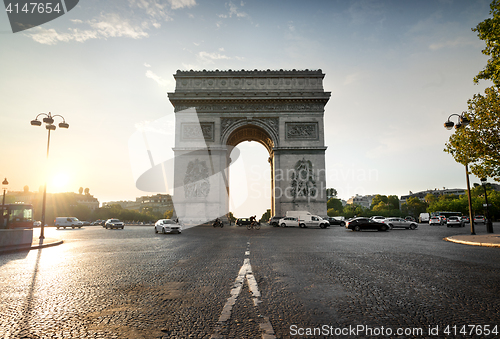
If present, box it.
[429,216,442,225]
[278,216,299,227]
[382,217,418,230]
[447,216,464,227]
[155,219,182,234]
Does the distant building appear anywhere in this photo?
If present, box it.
[400,188,466,206]
[103,194,174,215]
[346,194,376,209]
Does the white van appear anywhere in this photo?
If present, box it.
[285,211,329,228]
[55,217,83,229]
[418,213,430,223]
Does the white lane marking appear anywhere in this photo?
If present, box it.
[211,256,276,339]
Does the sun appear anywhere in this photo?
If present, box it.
[51,172,70,191]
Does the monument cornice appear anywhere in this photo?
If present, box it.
[170,69,328,93]
[169,98,328,113]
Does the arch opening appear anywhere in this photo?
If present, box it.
[226,124,275,155]
[226,125,273,219]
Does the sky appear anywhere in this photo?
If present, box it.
[0,0,495,218]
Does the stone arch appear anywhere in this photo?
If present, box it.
[223,121,277,154]
[168,69,330,224]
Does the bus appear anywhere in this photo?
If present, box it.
[1,204,34,229]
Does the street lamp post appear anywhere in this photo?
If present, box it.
[480,177,494,233]
[2,178,8,206]
[444,112,475,235]
[31,112,69,240]
[1,178,7,229]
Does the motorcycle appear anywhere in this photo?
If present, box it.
[213,219,223,228]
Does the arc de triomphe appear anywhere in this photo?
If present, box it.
[167,69,330,223]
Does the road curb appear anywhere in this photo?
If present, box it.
[443,237,500,248]
[0,239,64,254]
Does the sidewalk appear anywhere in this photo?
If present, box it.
[0,233,63,254]
[444,233,500,248]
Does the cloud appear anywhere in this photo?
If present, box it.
[169,0,196,10]
[144,63,152,67]
[89,13,149,39]
[27,0,196,44]
[145,69,171,87]
[428,36,478,51]
[27,27,98,45]
[218,0,248,20]
[198,51,231,64]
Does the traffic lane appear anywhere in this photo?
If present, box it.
[249,226,500,338]
[0,226,250,338]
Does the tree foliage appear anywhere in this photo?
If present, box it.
[446,1,500,180]
[473,0,500,86]
[445,87,500,180]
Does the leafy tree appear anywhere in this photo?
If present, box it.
[342,204,368,218]
[227,212,236,223]
[79,187,83,195]
[445,2,500,180]
[387,195,400,210]
[261,209,271,222]
[326,188,337,198]
[401,197,427,218]
[23,185,29,193]
[424,193,436,204]
[84,188,90,195]
[445,87,500,180]
[327,197,343,212]
[473,0,500,86]
[370,195,388,208]
[164,210,174,219]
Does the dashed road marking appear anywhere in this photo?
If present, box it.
[211,248,276,339]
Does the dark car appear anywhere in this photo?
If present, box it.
[326,217,345,227]
[268,216,284,227]
[237,218,259,226]
[345,217,389,232]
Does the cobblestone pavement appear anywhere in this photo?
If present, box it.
[0,223,499,338]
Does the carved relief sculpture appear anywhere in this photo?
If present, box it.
[184,159,210,198]
[291,158,317,201]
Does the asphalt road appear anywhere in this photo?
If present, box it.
[1,223,499,339]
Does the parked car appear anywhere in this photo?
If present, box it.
[382,217,418,230]
[104,219,124,229]
[278,216,299,227]
[404,216,416,222]
[474,215,485,224]
[446,216,464,227]
[345,217,389,232]
[236,218,252,226]
[429,216,443,226]
[268,215,284,227]
[33,220,41,227]
[326,217,346,227]
[82,221,91,226]
[463,216,470,223]
[155,219,181,234]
